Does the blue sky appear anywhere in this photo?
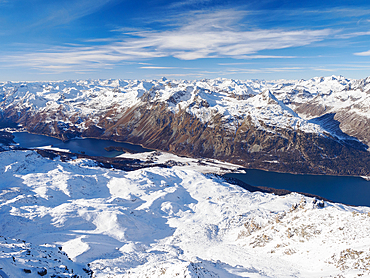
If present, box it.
[1,0,370,81]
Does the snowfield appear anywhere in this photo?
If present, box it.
[1,150,370,277]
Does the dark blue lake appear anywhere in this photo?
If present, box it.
[226,170,370,207]
[13,132,152,157]
[12,132,370,207]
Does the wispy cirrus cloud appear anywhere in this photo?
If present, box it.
[224,67,304,74]
[31,0,120,27]
[312,63,370,72]
[2,10,333,73]
[140,66,176,69]
[336,31,370,39]
[354,50,370,56]
[0,0,123,39]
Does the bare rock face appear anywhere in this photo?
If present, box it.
[293,102,370,148]
[334,110,370,147]
[1,76,370,176]
[107,104,370,176]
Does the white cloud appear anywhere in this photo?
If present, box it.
[337,31,370,39]
[354,50,370,56]
[3,10,332,73]
[31,0,119,27]
[313,68,335,72]
[241,55,297,59]
[224,67,304,74]
[311,64,370,72]
[140,66,176,69]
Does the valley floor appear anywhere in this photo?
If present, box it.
[1,150,370,277]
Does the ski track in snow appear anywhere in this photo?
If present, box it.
[0,150,370,277]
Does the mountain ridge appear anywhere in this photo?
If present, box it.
[1,75,370,175]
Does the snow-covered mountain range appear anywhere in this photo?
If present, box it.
[1,75,370,175]
[1,150,370,277]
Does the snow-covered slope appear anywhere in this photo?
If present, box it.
[1,150,370,277]
[0,235,92,278]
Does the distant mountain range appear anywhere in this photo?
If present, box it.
[2,75,370,175]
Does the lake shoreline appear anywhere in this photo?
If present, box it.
[11,131,152,157]
[226,170,370,207]
[6,129,370,180]
[5,130,370,206]
[7,129,370,179]
[218,174,333,202]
